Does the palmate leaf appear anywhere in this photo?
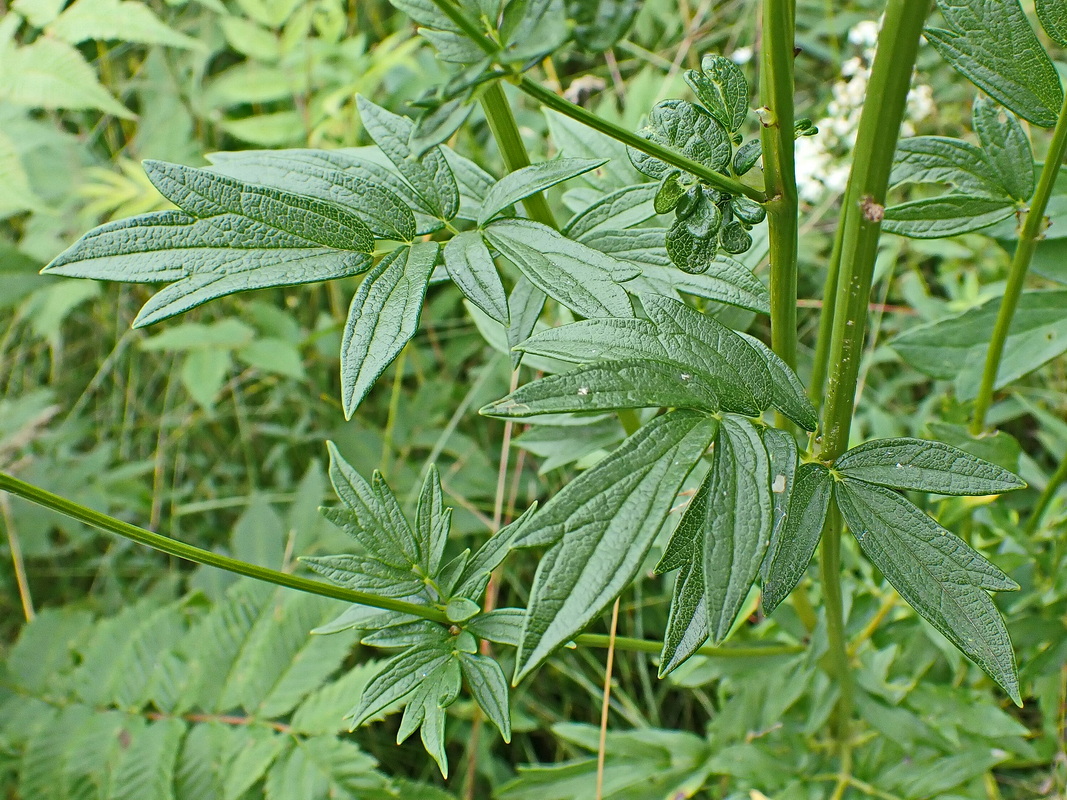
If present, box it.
[926,0,1063,127]
[511,410,718,682]
[45,161,375,327]
[835,478,1021,704]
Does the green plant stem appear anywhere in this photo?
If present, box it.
[516,76,766,202]
[0,471,451,624]
[760,0,800,369]
[0,471,797,661]
[481,81,559,229]
[969,92,1067,434]
[809,218,845,409]
[1027,452,1067,535]
[814,0,929,767]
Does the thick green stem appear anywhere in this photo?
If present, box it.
[481,81,559,229]
[809,218,845,410]
[970,91,1067,434]
[516,76,766,203]
[0,471,797,661]
[814,0,929,767]
[760,0,800,368]
[818,1,928,460]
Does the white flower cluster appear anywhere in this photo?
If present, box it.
[794,19,936,202]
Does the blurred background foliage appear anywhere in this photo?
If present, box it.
[1,0,1066,797]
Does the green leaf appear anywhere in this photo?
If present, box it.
[445,598,481,623]
[564,183,659,239]
[882,195,1015,238]
[483,219,637,318]
[666,195,723,273]
[356,96,460,220]
[544,108,643,189]
[478,157,607,225]
[1037,0,1067,46]
[415,465,450,576]
[620,246,771,315]
[925,0,1063,127]
[760,426,798,582]
[567,0,640,52]
[628,99,732,181]
[507,277,547,367]
[454,504,538,599]
[444,231,509,324]
[684,54,750,133]
[890,136,1007,196]
[459,653,512,741]
[500,0,568,63]
[349,645,453,728]
[891,290,1067,388]
[699,416,772,642]
[264,736,382,798]
[654,170,687,214]
[512,410,717,681]
[442,146,497,221]
[835,478,1020,704]
[46,162,374,327]
[761,463,832,615]
[410,96,477,158]
[515,295,791,419]
[0,37,134,118]
[340,242,438,417]
[834,437,1026,495]
[481,359,721,417]
[205,150,417,242]
[972,96,1035,202]
[465,608,525,647]
[656,476,710,675]
[49,0,201,48]
[737,333,818,431]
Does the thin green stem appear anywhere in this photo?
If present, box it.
[0,471,451,623]
[970,91,1067,434]
[820,505,853,754]
[481,81,559,229]
[760,0,800,369]
[813,0,929,773]
[1027,452,1067,535]
[1,471,800,660]
[516,76,767,203]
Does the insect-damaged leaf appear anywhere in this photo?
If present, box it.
[483,219,637,319]
[45,161,375,327]
[341,242,438,418]
[511,410,717,683]
[834,437,1025,496]
[925,0,1063,127]
[835,478,1021,704]
[480,359,720,417]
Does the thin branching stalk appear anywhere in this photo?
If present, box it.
[1027,452,1067,535]
[760,0,800,369]
[815,0,930,768]
[970,91,1067,434]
